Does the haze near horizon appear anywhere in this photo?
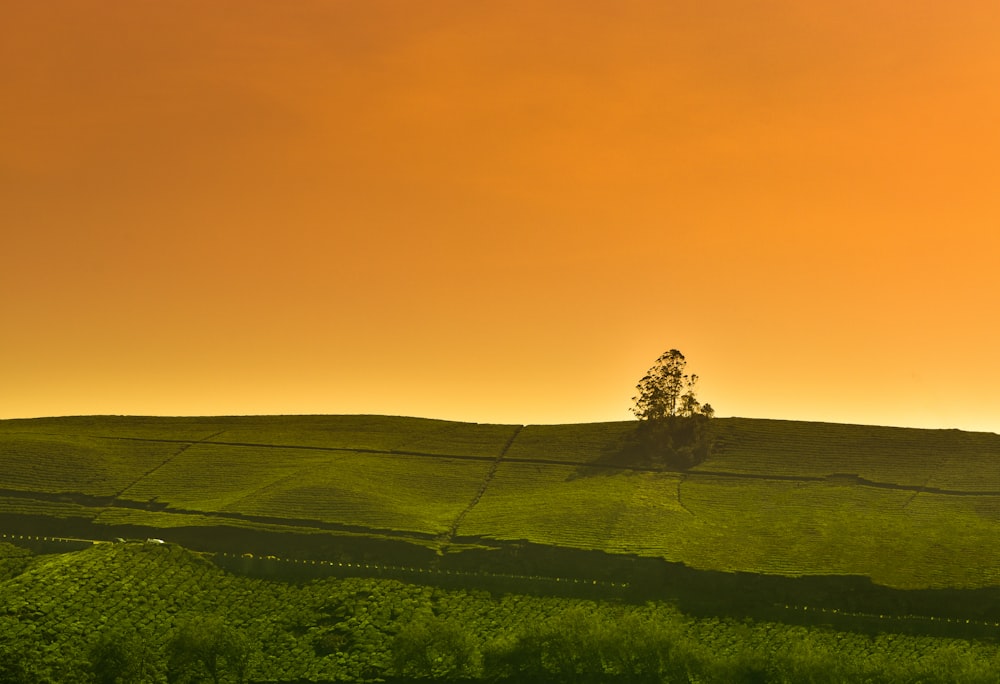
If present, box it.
[3,1,999,433]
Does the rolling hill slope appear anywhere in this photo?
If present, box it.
[2,414,999,590]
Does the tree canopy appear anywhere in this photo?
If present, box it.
[629,350,714,469]
[631,349,713,422]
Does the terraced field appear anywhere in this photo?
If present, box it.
[701,418,1000,491]
[213,414,519,456]
[111,444,494,534]
[2,414,1000,590]
[0,432,181,497]
[502,422,635,463]
[229,451,493,534]
[0,416,515,538]
[676,479,1000,588]
[0,495,101,521]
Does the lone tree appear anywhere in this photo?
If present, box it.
[631,349,714,422]
[630,349,714,469]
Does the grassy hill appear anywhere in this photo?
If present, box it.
[3,541,1000,683]
[2,415,1000,590]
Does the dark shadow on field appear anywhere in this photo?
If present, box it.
[7,511,1000,640]
[564,429,647,480]
[569,417,716,480]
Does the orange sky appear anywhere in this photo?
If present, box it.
[3,1,999,432]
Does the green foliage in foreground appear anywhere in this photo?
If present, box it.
[3,542,1000,683]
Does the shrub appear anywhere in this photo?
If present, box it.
[390,617,480,680]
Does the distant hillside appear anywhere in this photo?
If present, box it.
[2,415,1000,590]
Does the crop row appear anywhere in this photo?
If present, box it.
[0,415,235,440]
[702,419,1000,491]
[459,465,1000,591]
[676,478,1000,589]
[461,464,694,559]
[0,433,177,497]
[233,453,491,533]
[198,415,521,456]
[0,497,100,520]
[458,462,627,550]
[118,447,493,536]
[502,422,634,463]
[117,444,335,510]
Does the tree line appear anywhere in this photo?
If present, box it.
[3,602,998,683]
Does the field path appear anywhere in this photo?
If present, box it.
[82,433,687,472]
[90,435,503,463]
[54,431,1000,497]
[685,469,1000,497]
[113,430,228,501]
[437,424,524,551]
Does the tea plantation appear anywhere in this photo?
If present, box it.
[3,541,1000,683]
[3,415,1000,590]
[4,414,1000,680]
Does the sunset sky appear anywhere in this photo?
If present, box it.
[3,1,999,432]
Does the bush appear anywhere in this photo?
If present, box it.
[390,617,480,679]
[89,629,158,684]
[485,608,701,683]
[166,616,251,684]
[0,642,36,684]
[625,415,714,470]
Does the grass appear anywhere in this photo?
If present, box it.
[2,414,1000,589]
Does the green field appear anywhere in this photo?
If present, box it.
[701,418,1000,491]
[2,414,1000,590]
[0,432,180,497]
[3,541,1000,683]
[503,422,636,463]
